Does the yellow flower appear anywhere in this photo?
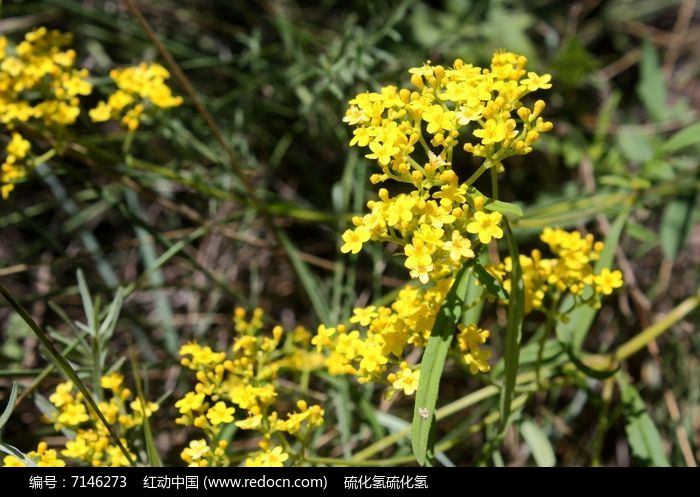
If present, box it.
[594,268,623,295]
[7,133,30,158]
[3,455,26,467]
[466,211,503,244]
[258,446,289,467]
[48,382,74,407]
[235,415,262,430]
[206,401,235,425]
[521,72,552,91]
[340,226,370,254]
[88,101,112,121]
[391,365,420,395]
[422,104,456,134]
[366,138,399,166]
[359,341,388,373]
[181,439,210,463]
[457,324,492,374]
[57,403,89,426]
[129,400,159,417]
[99,372,123,392]
[443,231,475,262]
[175,391,205,414]
[311,324,336,351]
[29,442,66,467]
[473,119,507,145]
[350,306,378,327]
[62,437,90,459]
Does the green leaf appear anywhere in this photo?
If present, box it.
[0,383,19,431]
[625,222,658,243]
[551,37,599,88]
[657,122,700,155]
[485,200,524,219]
[618,376,670,467]
[472,264,508,300]
[412,264,472,466]
[128,345,161,467]
[278,230,331,324]
[125,189,177,355]
[499,220,524,434]
[520,419,555,467]
[617,126,653,163]
[76,269,96,333]
[660,194,696,261]
[637,40,667,122]
[556,208,630,348]
[0,443,35,467]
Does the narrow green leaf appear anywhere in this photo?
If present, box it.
[485,200,523,218]
[657,121,700,155]
[461,252,487,326]
[125,189,177,355]
[556,208,630,348]
[0,282,136,466]
[660,194,696,261]
[0,383,19,431]
[520,419,555,467]
[499,219,524,434]
[76,269,96,333]
[618,375,670,467]
[123,226,208,298]
[472,264,508,300]
[0,443,35,466]
[617,126,653,163]
[277,229,331,324]
[128,344,161,467]
[325,376,353,459]
[625,222,658,243]
[637,40,667,122]
[412,264,472,465]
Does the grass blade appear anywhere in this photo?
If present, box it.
[499,219,524,434]
[76,269,96,333]
[277,229,331,324]
[125,189,178,355]
[128,343,161,467]
[618,375,670,467]
[411,263,472,465]
[0,383,20,431]
[520,419,555,467]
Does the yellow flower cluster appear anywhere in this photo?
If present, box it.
[175,308,325,467]
[1,27,182,200]
[341,51,553,285]
[327,52,553,388]
[1,27,92,199]
[1,132,31,199]
[312,280,492,394]
[89,63,183,130]
[2,372,156,467]
[0,27,92,126]
[487,228,624,314]
[2,442,66,467]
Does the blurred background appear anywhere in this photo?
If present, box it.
[0,0,698,466]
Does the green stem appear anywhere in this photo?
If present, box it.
[490,167,499,201]
[614,293,699,361]
[464,164,487,188]
[536,298,558,388]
